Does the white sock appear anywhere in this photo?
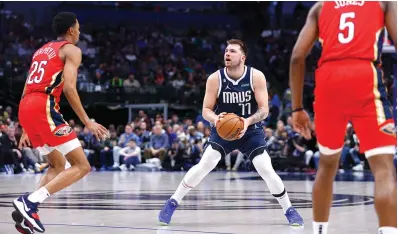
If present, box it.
[28,187,50,203]
[171,179,194,204]
[171,145,221,204]
[252,151,292,213]
[313,222,328,234]
[273,188,292,214]
[379,227,398,234]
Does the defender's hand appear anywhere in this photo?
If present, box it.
[292,110,312,140]
[86,120,109,141]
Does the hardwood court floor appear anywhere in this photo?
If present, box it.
[0,171,376,234]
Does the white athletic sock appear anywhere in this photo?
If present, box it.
[171,145,221,204]
[28,187,50,203]
[313,222,328,234]
[252,151,292,213]
[171,179,194,204]
[273,188,292,214]
[379,227,398,234]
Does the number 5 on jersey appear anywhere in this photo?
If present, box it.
[27,61,47,84]
[339,12,355,44]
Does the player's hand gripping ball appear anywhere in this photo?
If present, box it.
[216,113,244,141]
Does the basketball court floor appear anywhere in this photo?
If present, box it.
[0,171,377,234]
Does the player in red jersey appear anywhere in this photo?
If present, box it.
[290,1,396,234]
[12,12,109,233]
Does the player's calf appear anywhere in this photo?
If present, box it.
[368,154,397,230]
[252,149,304,226]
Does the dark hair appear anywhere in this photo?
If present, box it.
[129,139,136,143]
[52,12,77,36]
[227,39,248,57]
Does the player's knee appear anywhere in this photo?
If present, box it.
[79,161,91,175]
[252,150,274,175]
[199,145,222,170]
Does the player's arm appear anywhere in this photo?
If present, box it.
[202,72,222,125]
[246,69,269,126]
[62,44,91,125]
[289,2,321,110]
[385,1,397,49]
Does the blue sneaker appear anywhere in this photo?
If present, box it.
[158,198,179,225]
[12,210,34,234]
[13,193,45,233]
[285,207,304,226]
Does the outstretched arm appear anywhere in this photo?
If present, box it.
[289,2,321,110]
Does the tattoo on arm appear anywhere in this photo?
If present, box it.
[248,107,269,125]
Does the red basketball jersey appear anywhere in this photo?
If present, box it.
[318,1,385,67]
[24,40,70,103]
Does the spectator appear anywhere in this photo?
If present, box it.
[0,125,34,173]
[339,124,363,172]
[144,125,169,162]
[112,125,140,168]
[123,73,140,93]
[163,140,185,171]
[119,139,141,171]
[225,149,245,171]
[99,130,119,170]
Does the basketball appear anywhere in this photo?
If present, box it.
[216,113,244,141]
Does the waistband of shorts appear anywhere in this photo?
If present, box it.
[23,92,55,99]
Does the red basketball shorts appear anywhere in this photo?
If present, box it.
[314,59,396,158]
[19,93,78,150]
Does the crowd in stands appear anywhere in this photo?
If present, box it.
[0,105,366,174]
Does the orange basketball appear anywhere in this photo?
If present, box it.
[216,113,244,141]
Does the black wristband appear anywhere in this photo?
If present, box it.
[292,107,304,113]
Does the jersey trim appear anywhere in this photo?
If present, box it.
[217,70,222,98]
[373,27,384,64]
[45,70,63,94]
[223,66,247,85]
[249,67,254,92]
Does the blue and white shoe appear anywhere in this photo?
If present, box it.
[285,207,304,226]
[12,210,34,234]
[158,198,179,225]
[13,193,45,233]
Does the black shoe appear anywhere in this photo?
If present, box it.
[12,210,34,234]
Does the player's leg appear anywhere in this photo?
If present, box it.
[350,62,397,233]
[35,148,67,190]
[311,81,348,234]
[247,136,303,226]
[368,154,397,229]
[38,140,90,195]
[351,113,397,231]
[158,142,224,225]
[13,139,89,233]
[312,149,341,231]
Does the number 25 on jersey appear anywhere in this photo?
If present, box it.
[338,12,355,44]
[27,61,47,84]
